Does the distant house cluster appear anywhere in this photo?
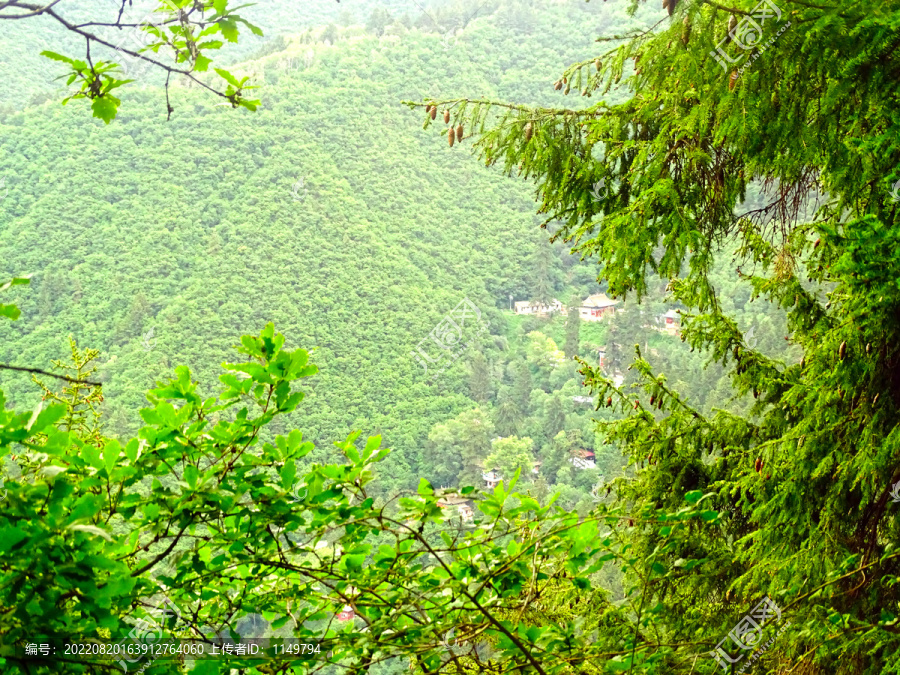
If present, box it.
[510,294,682,336]
[480,448,595,493]
[513,294,619,320]
[513,299,565,316]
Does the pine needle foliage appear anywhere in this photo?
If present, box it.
[413,0,900,672]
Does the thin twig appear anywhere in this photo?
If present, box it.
[0,364,101,386]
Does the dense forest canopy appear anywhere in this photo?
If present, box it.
[1,0,899,674]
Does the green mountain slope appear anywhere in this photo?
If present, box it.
[0,0,633,494]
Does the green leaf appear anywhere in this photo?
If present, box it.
[91,95,120,124]
[25,401,65,433]
[684,490,704,504]
[417,478,433,496]
[195,54,213,72]
[40,50,76,65]
[214,67,242,88]
[0,526,28,553]
[184,463,199,488]
[81,443,103,470]
[103,440,121,473]
[0,304,21,320]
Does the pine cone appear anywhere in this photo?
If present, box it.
[726,15,737,43]
[839,341,847,360]
[729,71,738,91]
[430,106,437,120]
[524,122,533,141]
[456,124,464,142]
[448,130,455,147]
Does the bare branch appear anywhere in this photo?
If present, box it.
[0,364,101,387]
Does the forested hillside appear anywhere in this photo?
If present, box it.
[0,0,614,497]
[4,0,892,673]
[0,0,794,505]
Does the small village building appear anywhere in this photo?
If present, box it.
[336,605,355,621]
[662,309,681,336]
[570,449,596,470]
[436,494,475,522]
[482,469,502,490]
[514,299,564,316]
[578,294,618,321]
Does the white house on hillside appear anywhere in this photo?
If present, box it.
[578,293,618,321]
[483,470,502,489]
[514,299,564,316]
[570,450,596,470]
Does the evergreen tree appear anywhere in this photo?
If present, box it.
[467,351,491,403]
[563,304,580,358]
[512,360,533,417]
[543,393,566,440]
[432,0,900,669]
[529,242,555,309]
[493,388,521,438]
